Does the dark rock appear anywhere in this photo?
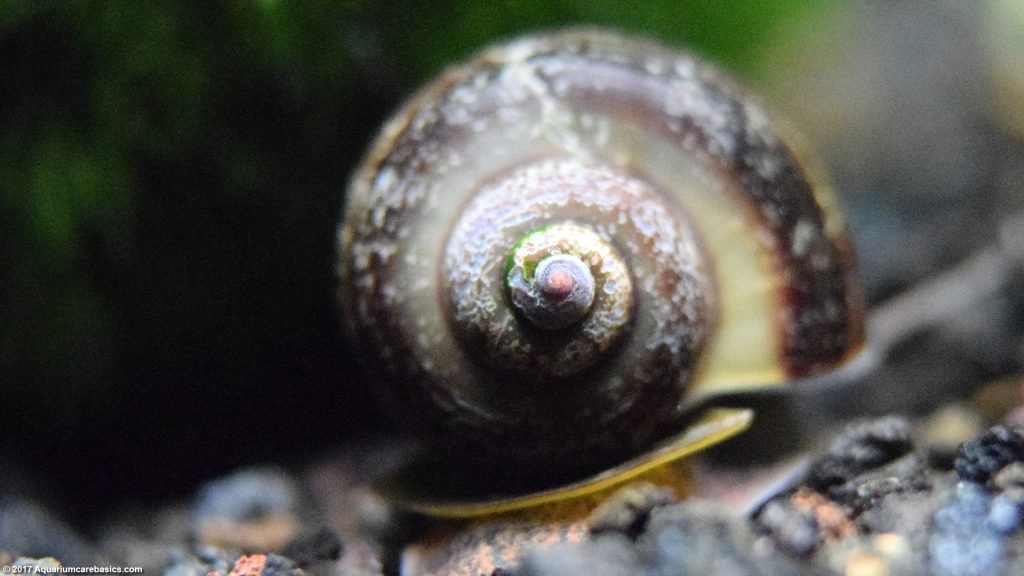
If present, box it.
[954,425,1024,484]
[829,453,932,510]
[807,416,914,493]
[259,554,303,576]
[756,501,821,557]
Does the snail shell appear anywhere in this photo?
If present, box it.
[338,29,863,491]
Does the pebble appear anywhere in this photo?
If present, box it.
[827,453,932,511]
[209,554,304,576]
[586,482,677,539]
[928,483,1005,576]
[954,425,1024,484]
[757,500,821,557]
[228,554,268,576]
[986,494,1023,534]
[807,417,914,493]
[164,545,234,576]
[193,467,305,552]
[789,488,857,544]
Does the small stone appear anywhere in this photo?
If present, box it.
[828,453,932,510]
[986,494,1023,533]
[757,500,821,557]
[225,554,301,576]
[403,519,587,576]
[790,488,857,543]
[259,554,303,576]
[586,482,676,539]
[193,467,305,552]
[854,490,935,542]
[954,425,1024,484]
[164,548,233,576]
[228,554,268,576]
[808,417,914,493]
[929,483,1005,576]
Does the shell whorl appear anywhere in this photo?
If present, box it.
[509,249,598,332]
[338,29,864,477]
[444,159,706,384]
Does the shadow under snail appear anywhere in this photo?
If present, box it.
[337,29,865,519]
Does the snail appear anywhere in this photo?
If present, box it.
[337,28,864,519]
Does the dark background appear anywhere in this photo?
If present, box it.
[2,0,1021,528]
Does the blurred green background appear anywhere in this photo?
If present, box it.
[4,0,1022,521]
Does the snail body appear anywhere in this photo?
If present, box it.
[339,29,863,514]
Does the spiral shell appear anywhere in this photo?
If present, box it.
[338,29,863,482]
